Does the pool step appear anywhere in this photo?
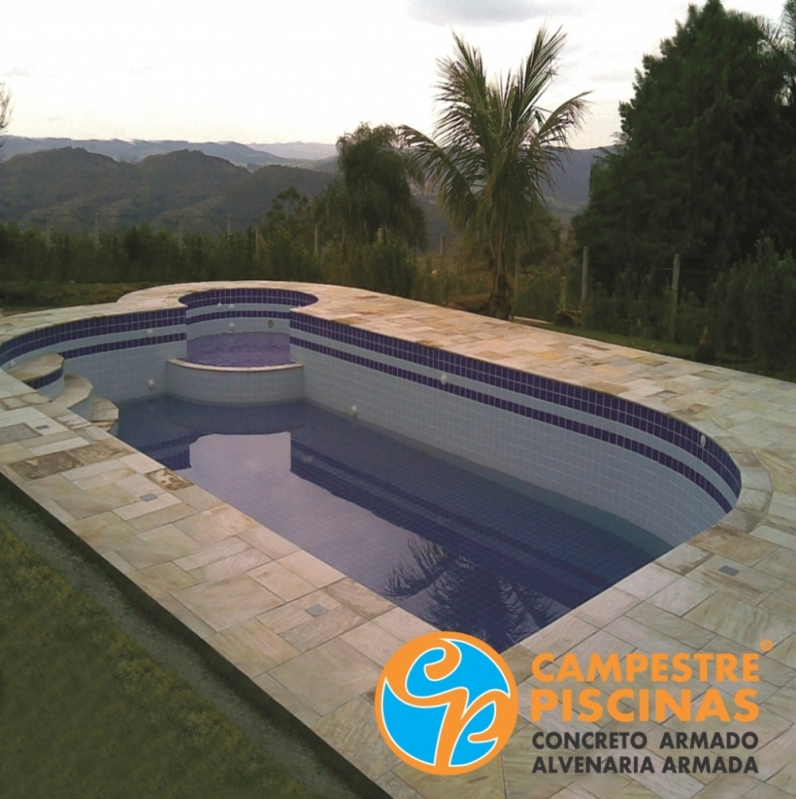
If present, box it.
[89,396,119,433]
[6,353,65,398]
[57,374,94,419]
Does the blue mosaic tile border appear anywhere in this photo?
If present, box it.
[179,288,317,310]
[0,310,184,366]
[27,366,64,391]
[290,314,741,511]
[60,333,186,360]
[187,309,293,326]
[0,288,313,367]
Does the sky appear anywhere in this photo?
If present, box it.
[1,0,787,150]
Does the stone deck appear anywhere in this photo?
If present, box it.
[0,282,794,799]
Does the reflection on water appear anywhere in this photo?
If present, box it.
[117,397,669,651]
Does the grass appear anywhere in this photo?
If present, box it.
[0,517,320,799]
[0,281,158,314]
[539,324,796,384]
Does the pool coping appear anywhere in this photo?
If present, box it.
[0,281,794,799]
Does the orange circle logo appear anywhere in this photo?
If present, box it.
[375,631,518,775]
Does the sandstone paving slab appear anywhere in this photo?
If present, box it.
[115,524,202,570]
[238,524,301,558]
[256,589,342,635]
[313,695,400,781]
[624,603,717,650]
[686,556,783,604]
[757,549,796,584]
[172,535,250,571]
[760,583,796,625]
[654,544,713,576]
[650,578,716,616]
[394,755,505,799]
[269,638,382,716]
[745,784,796,799]
[685,594,793,651]
[604,615,709,657]
[770,758,796,794]
[501,725,577,799]
[764,679,796,723]
[325,576,395,618]
[280,604,366,652]
[125,501,195,532]
[9,449,83,479]
[71,466,138,490]
[753,526,796,551]
[248,560,316,601]
[127,561,199,600]
[770,634,796,670]
[70,511,139,550]
[54,482,141,519]
[252,671,320,728]
[371,607,436,642]
[185,547,270,584]
[278,549,346,588]
[23,472,82,503]
[340,620,404,668]
[615,564,681,600]
[207,618,300,677]
[114,492,182,521]
[158,594,216,640]
[520,613,598,656]
[571,588,642,628]
[172,484,225,511]
[172,573,283,632]
[375,773,425,799]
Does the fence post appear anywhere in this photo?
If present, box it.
[668,253,681,341]
[580,246,589,327]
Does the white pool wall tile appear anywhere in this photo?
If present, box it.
[165,361,303,404]
[0,285,739,550]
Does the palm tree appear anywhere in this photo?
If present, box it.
[320,123,427,249]
[400,30,588,319]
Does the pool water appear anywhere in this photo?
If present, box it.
[184,332,292,367]
[116,397,670,651]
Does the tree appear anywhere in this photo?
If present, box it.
[574,0,796,295]
[400,30,588,319]
[0,83,11,147]
[319,123,426,250]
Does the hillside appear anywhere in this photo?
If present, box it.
[0,139,604,240]
[0,136,303,169]
[0,149,338,234]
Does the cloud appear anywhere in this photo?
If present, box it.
[406,0,583,26]
[2,65,33,78]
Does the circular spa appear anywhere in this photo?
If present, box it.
[0,283,741,652]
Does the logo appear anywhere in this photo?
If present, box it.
[375,631,518,775]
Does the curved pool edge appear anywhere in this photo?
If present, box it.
[0,281,793,799]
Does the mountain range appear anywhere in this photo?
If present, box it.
[0,136,604,240]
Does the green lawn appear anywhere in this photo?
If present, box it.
[0,281,157,313]
[547,324,796,384]
[0,518,320,799]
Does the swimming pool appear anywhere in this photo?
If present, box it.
[3,281,779,799]
[116,395,670,651]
